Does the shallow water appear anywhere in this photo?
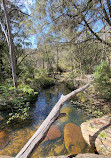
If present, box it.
[0,84,94,157]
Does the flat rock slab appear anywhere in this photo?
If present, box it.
[42,156,67,158]
[0,156,14,158]
[81,115,111,156]
[75,153,110,158]
[41,153,110,158]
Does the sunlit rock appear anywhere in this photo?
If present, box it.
[76,153,110,158]
[64,123,88,154]
[41,156,67,158]
[0,156,14,158]
[81,115,111,156]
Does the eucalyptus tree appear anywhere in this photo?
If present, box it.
[0,0,30,86]
[27,0,111,47]
[22,0,111,76]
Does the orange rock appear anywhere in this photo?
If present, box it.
[44,125,61,141]
[64,123,87,154]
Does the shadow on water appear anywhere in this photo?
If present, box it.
[0,84,94,157]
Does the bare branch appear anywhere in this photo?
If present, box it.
[9,8,30,17]
[83,18,111,47]
[99,0,111,26]
[107,0,111,18]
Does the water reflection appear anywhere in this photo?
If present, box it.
[0,85,94,157]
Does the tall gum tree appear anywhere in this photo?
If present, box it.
[2,0,17,87]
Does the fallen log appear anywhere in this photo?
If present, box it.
[15,82,92,158]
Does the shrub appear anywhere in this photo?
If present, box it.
[35,76,55,89]
[94,61,111,100]
[0,83,38,124]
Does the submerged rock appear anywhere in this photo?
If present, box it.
[81,115,111,156]
[44,125,61,141]
[0,131,11,150]
[54,144,65,155]
[64,123,89,154]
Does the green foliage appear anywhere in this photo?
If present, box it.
[0,83,38,124]
[7,102,30,124]
[99,131,106,139]
[35,76,55,89]
[70,71,75,79]
[65,80,76,91]
[94,61,111,100]
[18,84,34,94]
[93,109,104,117]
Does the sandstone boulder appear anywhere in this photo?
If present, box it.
[64,123,91,154]
[81,115,111,156]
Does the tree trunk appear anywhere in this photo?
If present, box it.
[0,19,9,46]
[0,46,4,80]
[56,47,59,73]
[2,0,17,87]
[45,45,55,78]
[15,81,92,158]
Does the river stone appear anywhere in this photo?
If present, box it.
[44,125,61,141]
[64,123,87,154]
[81,115,111,156]
[0,131,11,150]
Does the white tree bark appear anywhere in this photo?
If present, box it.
[0,19,9,46]
[2,0,17,87]
[15,81,92,158]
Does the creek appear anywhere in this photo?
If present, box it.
[0,84,94,157]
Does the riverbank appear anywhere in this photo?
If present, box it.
[57,72,111,118]
[0,75,55,125]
